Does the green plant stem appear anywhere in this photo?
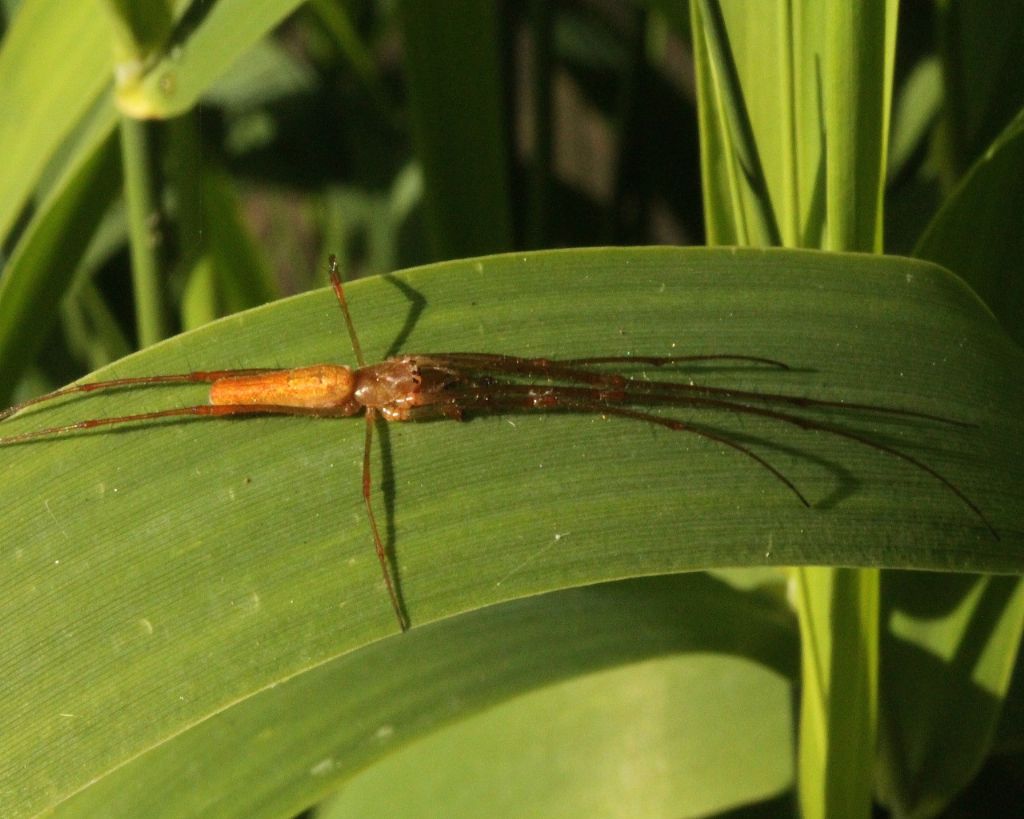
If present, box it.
[823,0,895,252]
[796,566,879,819]
[119,115,167,347]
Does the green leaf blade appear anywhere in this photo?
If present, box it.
[2,247,1021,816]
[0,0,113,241]
[915,106,1024,346]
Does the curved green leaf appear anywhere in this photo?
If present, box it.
[0,124,121,404]
[877,572,1024,817]
[2,247,1022,816]
[936,0,1024,176]
[318,651,793,819]
[53,574,798,818]
[117,0,306,117]
[0,0,113,241]
[915,105,1024,346]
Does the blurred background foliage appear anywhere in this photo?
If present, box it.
[1,0,1022,398]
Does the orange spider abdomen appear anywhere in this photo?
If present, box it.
[210,365,357,409]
